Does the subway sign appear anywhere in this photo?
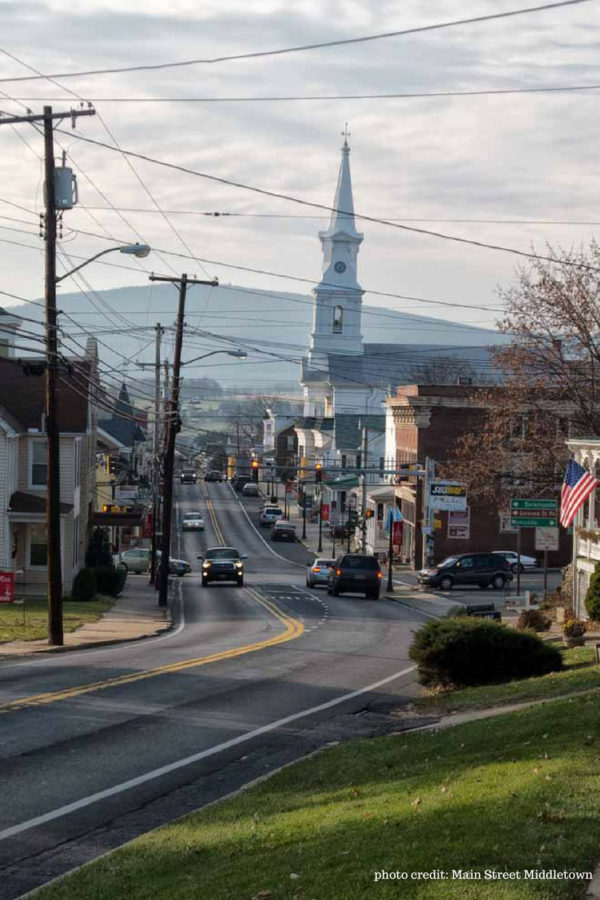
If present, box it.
[429,482,467,511]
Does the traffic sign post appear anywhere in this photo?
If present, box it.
[510,499,558,528]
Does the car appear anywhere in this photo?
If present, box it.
[327,553,382,599]
[271,521,296,542]
[118,548,192,576]
[492,550,539,573]
[418,552,514,591]
[198,546,247,586]
[204,470,223,482]
[306,558,336,588]
[259,505,283,527]
[233,475,252,492]
[242,482,259,497]
[180,470,197,484]
[182,511,205,531]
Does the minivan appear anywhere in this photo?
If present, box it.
[328,553,382,599]
[418,553,513,591]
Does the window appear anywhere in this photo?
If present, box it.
[30,440,47,487]
[286,436,296,451]
[341,454,347,472]
[29,524,47,567]
[332,305,343,333]
[356,453,362,469]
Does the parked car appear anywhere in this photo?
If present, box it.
[182,511,204,531]
[242,482,259,497]
[180,469,197,484]
[233,475,252,492]
[118,548,191,576]
[328,553,382,599]
[306,558,336,588]
[329,523,349,539]
[492,550,539,573]
[259,505,283,527]
[204,470,223,482]
[418,552,513,591]
[198,546,247,586]
[271,521,296,542]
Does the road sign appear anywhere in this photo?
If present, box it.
[0,572,15,604]
[535,526,559,552]
[510,498,558,528]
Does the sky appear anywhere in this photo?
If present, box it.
[0,0,598,363]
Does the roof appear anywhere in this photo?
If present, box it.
[334,414,385,450]
[295,417,334,432]
[8,491,73,515]
[0,357,91,431]
[98,382,146,448]
[328,344,497,390]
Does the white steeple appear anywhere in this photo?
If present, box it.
[308,129,365,362]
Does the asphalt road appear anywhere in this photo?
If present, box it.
[0,481,428,899]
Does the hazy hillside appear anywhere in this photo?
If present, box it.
[11,283,509,389]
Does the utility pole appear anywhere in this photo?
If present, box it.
[137,324,164,585]
[360,425,368,553]
[150,274,218,608]
[0,104,95,645]
[421,456,436,569]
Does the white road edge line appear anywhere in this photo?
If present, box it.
[227,483,306,569]
[0,664,416,842]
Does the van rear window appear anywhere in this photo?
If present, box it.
[342,556,380,570]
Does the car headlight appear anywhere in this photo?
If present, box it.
[235,561,243,568]
[203,562,211,568]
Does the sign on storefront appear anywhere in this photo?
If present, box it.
[430,482,467,511]
[448,507,470,539]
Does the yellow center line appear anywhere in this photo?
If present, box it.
[0,587,303,714]
[201,480,224,545]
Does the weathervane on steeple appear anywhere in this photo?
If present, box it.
[341,122,350,149]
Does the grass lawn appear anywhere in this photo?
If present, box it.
[0,597,113,642]
[36,691,600,900]
[414,645,600,715]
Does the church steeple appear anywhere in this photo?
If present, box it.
[307,133,365,362]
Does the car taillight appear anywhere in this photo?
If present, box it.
[313,567,321,572]
[336,569,342,576]
[377,571,382,579]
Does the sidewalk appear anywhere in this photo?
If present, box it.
[0,576,172,658]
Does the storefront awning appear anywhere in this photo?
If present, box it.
[323,474,360,489]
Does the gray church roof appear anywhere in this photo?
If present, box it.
[334,414,385,450]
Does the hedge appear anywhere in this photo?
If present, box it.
[93,565,127,597]
[71,567,97,602]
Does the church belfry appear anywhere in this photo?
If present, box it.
[308,133,365,364]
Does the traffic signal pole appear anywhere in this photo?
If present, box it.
[149,274,218,608]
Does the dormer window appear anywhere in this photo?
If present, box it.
[333,305,343,333]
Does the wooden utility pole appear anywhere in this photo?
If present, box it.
[136,323,164,586]
[0,105,95,645]
[150,274,218,608]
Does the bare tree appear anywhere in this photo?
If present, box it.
[446,243,600,503]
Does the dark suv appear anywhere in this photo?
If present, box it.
[199,547,247,586]
[180,469,197,484]
[328,554,382,599]
[418,553,513,591]
[233,475,252,492]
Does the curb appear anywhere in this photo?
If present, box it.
[384,591,463,620]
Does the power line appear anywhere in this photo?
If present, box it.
[0,1,587,82]
[55,129,600,275]
[12,82,600,103]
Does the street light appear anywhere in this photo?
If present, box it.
[181,349,247,366]
[46,242,151,645]
[56,243,151,283]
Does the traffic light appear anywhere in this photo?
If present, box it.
[108,455,118,475]
[315,462,322,483]
[251,458,259,483]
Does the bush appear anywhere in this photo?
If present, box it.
[85,527,113,568]
[563,619,587,639]
[409,617,563,688]
[585,562,600,621]
[93,565,127,597]
[71,567,97,602]
[517,608,551,632]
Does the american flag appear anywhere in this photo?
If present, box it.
[560,459,598,528]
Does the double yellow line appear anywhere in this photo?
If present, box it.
[201,480,225,545]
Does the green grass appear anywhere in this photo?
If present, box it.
[36,692,600,900]
[0,597,113,642]
[414,645,600,715]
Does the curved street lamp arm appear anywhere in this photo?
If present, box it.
[55,247,117,284]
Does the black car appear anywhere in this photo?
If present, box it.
[180,469,197,484]
[418,553,513,591]
[328,553,382,599]
[204,470,223,482]
[233,475,253,492]
[271,521,296,542]
[198,547,247,586]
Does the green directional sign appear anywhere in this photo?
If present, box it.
[510,498,558,528]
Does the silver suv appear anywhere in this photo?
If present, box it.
[259,505,283,528]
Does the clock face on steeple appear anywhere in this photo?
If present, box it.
[334,261,347,273]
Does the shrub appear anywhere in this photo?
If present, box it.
[563,619,587,639]
[71,567,97,602]
[585,562,600,621]
[517,608,551,632]
[93,565,127,597]
[409,617,563,688]
[85,527,113,568]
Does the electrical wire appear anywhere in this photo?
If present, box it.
[0,1,587,82]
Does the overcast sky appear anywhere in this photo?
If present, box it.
[0,0,598,354]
